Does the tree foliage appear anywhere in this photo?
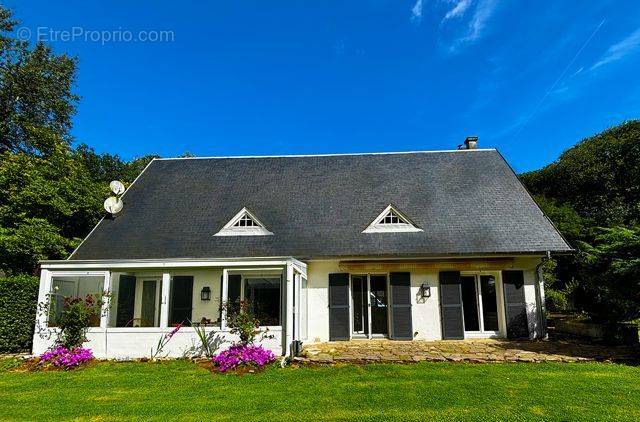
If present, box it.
[521,121,640,227]
[522,121,640,322]
[576,226,640,322]
[0,8,78,155]
[0,6,157,275]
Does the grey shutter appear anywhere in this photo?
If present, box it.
[116,275,136,327]
[390,272,413,340]
[328,273,350,341]
[502,270,529,338]
[439,271,464,340]
[169,276,193,325]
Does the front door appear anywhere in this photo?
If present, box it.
[351,274,389,338]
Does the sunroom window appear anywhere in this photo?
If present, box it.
[49,275,105,327]
[227,275,281,326]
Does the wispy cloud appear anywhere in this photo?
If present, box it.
[591,27,640,70]
[459,0,498,43]
[411,0,423,24]
[442,0,473,22]
[439,0,499,52]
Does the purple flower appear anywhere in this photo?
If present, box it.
[212,344,275,372]
[39,346,93,369]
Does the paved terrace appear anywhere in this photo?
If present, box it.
[300,339,639,364]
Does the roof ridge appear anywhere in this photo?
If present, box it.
[154,148,497,161]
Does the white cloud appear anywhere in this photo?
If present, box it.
[441,0,499,53]
[442,0,473,22]
[460,0,498,43]
[591,27,640,70]
[411,0,423,23]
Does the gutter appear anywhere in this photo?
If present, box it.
[534,251,552,339]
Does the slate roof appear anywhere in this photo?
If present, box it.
[70,149,572,260]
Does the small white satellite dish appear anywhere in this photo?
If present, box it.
[109,180,125,196]
[103,196,124,214]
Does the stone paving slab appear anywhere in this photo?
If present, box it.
[299,339,639,364]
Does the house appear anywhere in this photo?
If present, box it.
[33,139,572,359]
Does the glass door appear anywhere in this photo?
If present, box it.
[351,274,389,338]
[369,275,388,336]
[461,274,500,334]
[351,275,368,336]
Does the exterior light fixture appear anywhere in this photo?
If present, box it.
[420,284,431,298]
[200,286,211,301]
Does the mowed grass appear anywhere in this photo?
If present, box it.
[1,360,639,421]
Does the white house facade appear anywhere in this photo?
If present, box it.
[33,142,572,359]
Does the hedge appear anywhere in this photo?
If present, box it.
[0,275,39,353]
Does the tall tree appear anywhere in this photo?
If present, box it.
[0,7,154,275]
[0,7,78,155]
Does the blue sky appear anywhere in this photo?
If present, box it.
[8,1,640,172]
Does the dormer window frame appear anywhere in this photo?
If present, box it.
[363,204,423,234]
[214,207,273,236]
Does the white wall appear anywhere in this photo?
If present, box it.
[32,327,282,359]
[305,257,544,343]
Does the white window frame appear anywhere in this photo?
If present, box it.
[225,269,283,329]
[362,204,423,233]
[460,271,503,338]
[214,207,273,236]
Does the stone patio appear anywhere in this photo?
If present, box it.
[299,339,639,364]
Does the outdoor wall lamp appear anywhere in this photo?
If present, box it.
[200,286,211,301]
[420,284,431,298]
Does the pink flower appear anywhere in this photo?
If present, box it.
[39,346,93,369]
[212,344,275,372]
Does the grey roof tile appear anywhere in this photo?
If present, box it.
[70,150,572,260]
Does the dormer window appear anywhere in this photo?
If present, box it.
[363,204,423,233]
[214,208,273,236]
[234,215,259,227]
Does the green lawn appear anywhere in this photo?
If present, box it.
[1,360,639,421]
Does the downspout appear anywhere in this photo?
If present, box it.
[534,251,551,339]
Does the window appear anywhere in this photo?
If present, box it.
[108,274,162,328]
[380,210,403,224]
[214,207,273,236]
[227,275,282,326]
[234,215,258,227]
[49,275,105,327]
[363,204,423,233]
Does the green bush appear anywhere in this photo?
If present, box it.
[545,288,569,313]
[0,275,39,352]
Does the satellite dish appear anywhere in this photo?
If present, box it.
[103,196,124,214]
[109,180,125,196]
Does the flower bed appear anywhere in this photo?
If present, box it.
[212,344,275,373]
[38,346,94,370]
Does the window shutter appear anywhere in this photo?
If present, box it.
[328,273,350,341]
[169,276,194,326]
[116,275,136,327]
[439,271,464,339]
[502,270,529,339]
[389,272,413,340]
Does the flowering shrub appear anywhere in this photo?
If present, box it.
[39,346,93,369]
[212,344,275,372]
[53,293,106,349]
[221,300,260,344]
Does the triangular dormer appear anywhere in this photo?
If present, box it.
[363,204,423,233]
[214,207,273,236]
